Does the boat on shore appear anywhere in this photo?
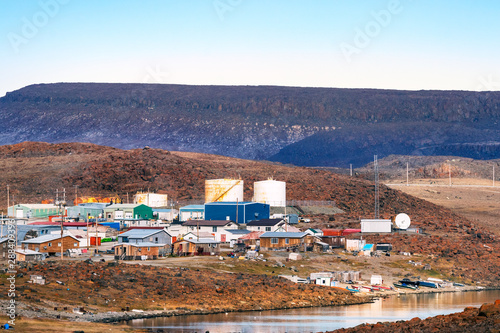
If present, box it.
[346,287,360,293]
[393,283,418,290]
[417,281,438,288]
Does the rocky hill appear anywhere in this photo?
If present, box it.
[1,141,499,285]
[1,83,500,167]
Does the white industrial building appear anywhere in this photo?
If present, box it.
[361,219,392,233]
[253,179,286,207]
[133,192,168,208]
[205,179,244,203]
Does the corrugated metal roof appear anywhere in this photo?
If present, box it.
[15,249,42,255]
[0,237,9,243]
[113,242,167,247]
[246,219,283,227]
[179,238,220,244]
[238,231,264,240]
[13,204,59,209]
[225,229,251,234]
[180,205,205,210]
[104,204,142,209]
[21,234,80,244]
[260,232,307,238]
[119,229,169,238]
[182,220,235,227]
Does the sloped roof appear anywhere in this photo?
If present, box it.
[246,219,284,227]
[119,229,170,238]
[15,249,42,255]
[238,231,264,240]
[113,242,167,248]
[175,238,220,244]
[260,232,307,238]
[0,237,9,244]
[182,220,235,227]
[225,229,251,235]
[21,234,80,244]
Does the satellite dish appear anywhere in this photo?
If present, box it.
[395,213,411,229]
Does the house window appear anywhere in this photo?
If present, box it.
[48,242,52,247]
[147,247,150,251]
[265,227,271,232]
[155,237,158,243]
[58,242,61,247]
[285,238,289,245]
[212,226,217,232]
[74,243,77,247]
[257,227,260,230]
[271,238,278,244]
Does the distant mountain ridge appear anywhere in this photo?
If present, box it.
[1,83,499,166]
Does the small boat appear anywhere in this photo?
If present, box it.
[377,285,392,290]
[399,279,418,287]
[393,283,418,290]
[346,287,360,293]
[453,282,465,287]
[417,281,438,288]
[370,285,381,291]
[362,286,373,290]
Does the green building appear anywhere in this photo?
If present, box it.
[8,204,60,218]
[103,204,153,221]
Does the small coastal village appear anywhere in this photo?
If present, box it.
[2,176,495,330]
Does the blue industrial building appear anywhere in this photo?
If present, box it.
[204,202,270,224]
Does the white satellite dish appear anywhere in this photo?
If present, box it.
[395,213,411,229]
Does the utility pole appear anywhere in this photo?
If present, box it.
[406,162,409,186]
[449,164,452,186]
[6,185,9,217]
[374,155,379,219]
[74,185,78,206]
[350,164,353,177]
[56,188,66,261]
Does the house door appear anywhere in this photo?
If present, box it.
[221,234,226,242]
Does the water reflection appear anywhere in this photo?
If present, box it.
[128,290,500,333]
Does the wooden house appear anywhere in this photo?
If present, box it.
[259,232,308,250]
[113,242,169,260]
[173,238,220,256]
[21,234,80,256]
[15,249,44,262]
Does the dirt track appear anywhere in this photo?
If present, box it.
[387,178,500,236]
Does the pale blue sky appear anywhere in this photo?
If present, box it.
[1,0,499,97]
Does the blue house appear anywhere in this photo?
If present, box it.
[204,202,270,224]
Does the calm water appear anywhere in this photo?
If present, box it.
[127,290,500,333]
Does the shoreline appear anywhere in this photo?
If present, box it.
[10,285,497,325]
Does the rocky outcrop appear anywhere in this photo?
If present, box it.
[330,300,500,333]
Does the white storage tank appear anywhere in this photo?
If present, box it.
[133,192,168,208]
[254,179,286,207]
[205,179,244,203]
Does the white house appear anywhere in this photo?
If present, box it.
[181,220,239,242]
[245,219,287,232]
